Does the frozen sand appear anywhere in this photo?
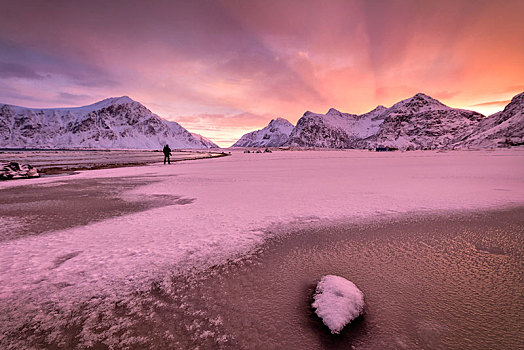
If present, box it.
[0,149,523,348]
[3,207,521,349]
[0,176,192,241]
[1,149,523,300]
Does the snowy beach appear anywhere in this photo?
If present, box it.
[0,149,224,175]
[1,149,523,348]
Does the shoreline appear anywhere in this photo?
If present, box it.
[0,148,228,176]
[1,205,522,349]
[164,205,524,349]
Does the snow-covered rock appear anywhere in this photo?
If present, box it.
[312,275,365,334]
[0,162,39,180]
[0,97,218,149]
[232,118,294,147]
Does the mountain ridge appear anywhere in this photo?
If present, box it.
[0,96,219,149]
[234,92,523,150]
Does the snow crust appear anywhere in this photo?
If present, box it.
[312,275,365,334]
[0,150,523,318]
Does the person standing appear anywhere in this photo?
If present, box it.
[163,144,172,164]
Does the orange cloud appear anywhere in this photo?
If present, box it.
[173,112,276,147]
[0,0,523,143]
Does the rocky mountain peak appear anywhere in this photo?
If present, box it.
[107,96,134,104]
[269,117,293,126]
[77,96,137,112]
[360,105,388,119]
[391,93,449,113]
[505,92,524,110]
[326,108,342,115]
[303,111,316,117]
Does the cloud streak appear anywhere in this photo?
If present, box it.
[0,62,43,79]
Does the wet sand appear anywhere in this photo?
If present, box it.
[0,176,192,242]
[202,207,524,349]
[2,206,522,349]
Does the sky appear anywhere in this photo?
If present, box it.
[1,0,523,147]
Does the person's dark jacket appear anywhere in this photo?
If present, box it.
[163,145,172,156]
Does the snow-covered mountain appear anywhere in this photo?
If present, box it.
[232,117,294,147]
[190,132,220,148]
[355,93,485,150]
[453,92,524,148]
[286,106,387,148]
[0,97,219,149]
[282,93,523,150]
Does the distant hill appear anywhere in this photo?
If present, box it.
[190,132,220,149]
[233,118,294,147]
[0,96,219,149]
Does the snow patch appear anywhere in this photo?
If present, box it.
[312,275,365,334]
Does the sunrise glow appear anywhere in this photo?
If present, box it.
[1,0,523,146]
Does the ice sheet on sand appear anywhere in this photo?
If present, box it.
[312,275,365,334]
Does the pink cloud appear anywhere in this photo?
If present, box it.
[0,0,523,143]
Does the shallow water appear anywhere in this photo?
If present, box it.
[165,208,524,349]
[0,176,188,241]
[1,208,523,349]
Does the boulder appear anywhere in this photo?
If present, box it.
[0,162,40,180]
[312,275,365,334]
